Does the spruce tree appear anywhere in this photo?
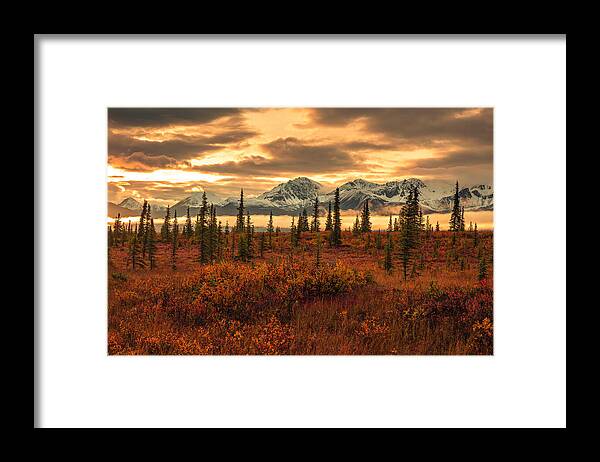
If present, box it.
[449,181,461,232]
[148,218,157,269]
[360,199,371,233]
[160,205,171,241]
[301,208,310,232]
[113,214,122,247]
[217,220,223,261]
[236,188,245,232]
[245,212,253,259]
[184,206,193,239]
[142,207,152,259]
[209,204,218,261]
[352,215,360,236]
[127,234,145,270]
[198,193,209,263]
[108,225,113,248]
[238,233,248,261]
[329,188,342,247]
[399,186,422,280]
[126,220,131,247]
[387,215,393,232]
[267,211,274,249]
[311,196,320,232]
[435,221,440,232]
[138,200,148,240]
[325,202,333,231]
[171,212,178,270]
[290,217,298,247]
[296,212,303,242]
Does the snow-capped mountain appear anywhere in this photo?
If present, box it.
[111,177,493,219]
[173,191,225,208]
[118,197,143,210]
[256,177,322,206]
[318,178,493,213]
[118,197,167,214]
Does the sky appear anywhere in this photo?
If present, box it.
[108,108,493,206]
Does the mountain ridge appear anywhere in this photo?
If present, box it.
[111,176,493,218]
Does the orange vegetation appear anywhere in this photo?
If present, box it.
[108,230,493,355]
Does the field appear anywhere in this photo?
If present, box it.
[108,228,493,355]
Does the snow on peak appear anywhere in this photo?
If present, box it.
[118,197,142,210]
[173,190,225,208]
[257,177,322,206]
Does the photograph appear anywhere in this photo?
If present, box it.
[107,107,494,355]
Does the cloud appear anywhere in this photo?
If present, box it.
[309,108,493,146]
[109,152,188,171]
[190,137,359,177]
[108,130,258,170]
[108,108,241,128]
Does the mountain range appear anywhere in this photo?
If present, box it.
[108,177,493,218]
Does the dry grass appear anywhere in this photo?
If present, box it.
[108,230,493,355]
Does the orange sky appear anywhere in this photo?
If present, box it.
[108,108,493,206]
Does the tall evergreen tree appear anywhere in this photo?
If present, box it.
[142,207,152,259]
[449,181,461,232]
[236,188,245,232]
[127,234,145,270]
[267,211,275,249]
[238,233,248,261]
[296,212,303,242]
[183,206,193,239]
[137,201,148,258]
[108,225,113,248]
[435,221,440,232]
[325,202,333,231]
[360,199,371,233]
[399,186,422,280]
[301,208,310,232]
[329,188,342,247]
[148,218,157,269]
[352,215,360,236]
[209,204,218,261]
[290,217,298,247]
[245,212,253,259]
[387,215,393,232]
[196,194,209,263]
[160,205,171,241]
[171,212,178,270]
[113,214,122,247]
[311,196,320,232]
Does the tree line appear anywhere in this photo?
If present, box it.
[108,181,486,279]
